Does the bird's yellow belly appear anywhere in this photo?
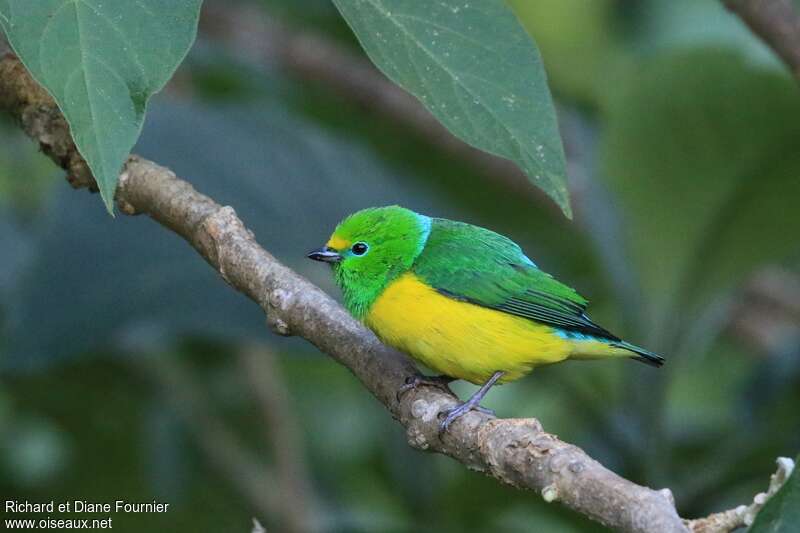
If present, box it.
[364,273,573,384]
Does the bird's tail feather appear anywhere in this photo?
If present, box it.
[611,341,664,367]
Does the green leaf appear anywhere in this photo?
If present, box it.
[749,457,799,532]
[331,0,570,217]
[600,50,800,336]
[0,0,202,212]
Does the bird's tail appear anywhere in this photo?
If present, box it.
[611,341,665,367]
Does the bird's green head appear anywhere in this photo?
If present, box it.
[308,205,431,318]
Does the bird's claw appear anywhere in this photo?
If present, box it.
[438,402,494,434]
[396,374,454,402]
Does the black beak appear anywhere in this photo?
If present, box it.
[307,246,342,263]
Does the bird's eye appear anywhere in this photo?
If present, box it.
[351,242,369,256]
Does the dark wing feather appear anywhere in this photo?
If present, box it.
[496,296,618,340]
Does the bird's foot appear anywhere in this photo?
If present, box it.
[396,374,455,402]
[438,398,494,434]
[438,370,505,434]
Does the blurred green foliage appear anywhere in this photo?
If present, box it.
[509,0,619,105]
[0,119,58,213]
[603,49,800,339]
[1,0,800,531]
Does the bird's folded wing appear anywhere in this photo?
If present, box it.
[412,219,618,340]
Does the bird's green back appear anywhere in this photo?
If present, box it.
[411,218,617,340]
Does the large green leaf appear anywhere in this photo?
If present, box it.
[0,0,203,212]
[331,0,570,217]
[749,457,799,532]
[601,50,800,338]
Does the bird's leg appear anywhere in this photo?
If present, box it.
[397,375,493,416]
[396,374,455,402]
[439,371,505,434]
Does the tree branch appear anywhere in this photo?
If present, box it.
[684,457,795,532]
[0,52,689,532]
[723,0,800,82]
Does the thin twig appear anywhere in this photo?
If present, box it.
[239,345,318,533]
[684,457,795,532]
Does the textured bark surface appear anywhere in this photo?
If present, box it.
[0,52,701,532]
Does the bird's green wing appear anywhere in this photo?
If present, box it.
[412,218,618,340]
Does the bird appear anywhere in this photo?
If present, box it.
[308,205,663,432]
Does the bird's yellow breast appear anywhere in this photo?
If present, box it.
[364,273,574,384]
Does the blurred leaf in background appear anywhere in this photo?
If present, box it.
[601,49,800,347]
[629,0,779,69]
[508,0,620,105]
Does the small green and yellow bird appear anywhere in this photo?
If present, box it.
[308,206,663,431]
